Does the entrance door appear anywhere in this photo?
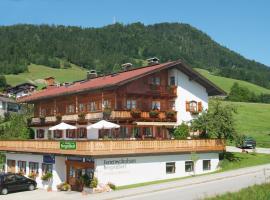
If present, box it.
[66,160,94,191]
[7,160,16,173]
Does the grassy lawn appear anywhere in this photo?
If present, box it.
[220,101,270,148]
[219,152,270,172]
[196,68,270,95]
[205,183,270,200]
[116,152,270,190]
[5,63,87,88]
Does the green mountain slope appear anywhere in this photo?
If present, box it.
[0,23,269,88]
[196,68,270,95]
[221,101,270,148]
[5,63,87,88]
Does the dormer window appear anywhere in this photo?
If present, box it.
[169,76,176,86]
[150,77,160,85]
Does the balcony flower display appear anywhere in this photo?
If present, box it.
[78,112,86,122]
[56,114,62,122]
[165,110,177,119]
[149,110,160,118]
[130,109,141,118]
[40,116,45,124]
[103,107,112,119]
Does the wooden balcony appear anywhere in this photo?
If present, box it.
[0,139,225,157]
[148,85,177,97]
[110,110,176,121]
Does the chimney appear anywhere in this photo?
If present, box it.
[44,76,55,86]
[87,70,97,80]
[121,63,133,71]
[147,57,159,66]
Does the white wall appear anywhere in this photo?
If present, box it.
[95,152,219,186]
[168,68,208,124]
[5,153,66,191]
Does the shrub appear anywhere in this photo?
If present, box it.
[78,112,86,121]
[108,182,116,190]
[90,177,98,188]
[57,182,71,191]
[56,114,62,122]
[28,172,38,179]
[103,107,112,119]
[173,123,189,139]
[41,172,53,181]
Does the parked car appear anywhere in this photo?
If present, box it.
[0,173,37,195]
[236,136,256,149]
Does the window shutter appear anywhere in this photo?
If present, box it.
[186,101,190,112]
[198,102,202,112]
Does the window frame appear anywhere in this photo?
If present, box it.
[151,100,161,110]
[77,128,87,138]
[185,161,194,172]
[203,160,211,171]
[169,76,176,86]
[36,129,45,138]
[126,99,137,110]
[42,163,53,175]
[17,160,27,175]
[29,162,39,175]
[189,101,198,112]
[166,162,176,174]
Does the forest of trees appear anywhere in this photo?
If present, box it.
[0,22,269,88]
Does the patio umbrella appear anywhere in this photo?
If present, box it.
[49,122,77,131]
[86,120,120,130]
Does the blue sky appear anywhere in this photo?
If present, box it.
[0,0,269,66]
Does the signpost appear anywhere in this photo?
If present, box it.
[60,141,76,150]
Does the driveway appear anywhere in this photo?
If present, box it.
[226,146,270,154]
[2,164,270,200]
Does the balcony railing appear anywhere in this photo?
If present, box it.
[0,139,225,156]
[148,85,177,96]
[110,111,174,121]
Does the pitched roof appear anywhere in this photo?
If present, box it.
[18,60,226,103]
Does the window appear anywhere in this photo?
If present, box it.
[203,160,211,171]
[152,101,161,110]
[150,77,160,85]
[127,100,136,110]
[36,129,45,138]
[53,130,63,138]
[5,174,15,183]
[17,161,26,174]
[143,127,153,137]
[189,101,198,112]
[15,174,26,181]
[170,76,176,86]
[29,162,39,174]
[89,101,97,112]
[169,101,175,110]
[66,104,75,114]
[78,103,86,112]
[185,161,194,172]
[103,99,111,108]
[42,163,53,174]
[166,162,176,174]
[40,108,46,116]
[66,129,76,138]
[77,128,87,138]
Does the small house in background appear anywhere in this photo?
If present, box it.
[5,83,37,99]
[0,95,21,118]
[44,76,55,86]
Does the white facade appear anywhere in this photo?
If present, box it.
[5,153,66,191]
[95,152,219,186]
[168,68,208,124]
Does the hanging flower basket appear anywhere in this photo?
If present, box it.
[78,112,86,122]
[56,114,62,122]
[165,110,176,119]
[149,110,160,118]
[103,107,112,119]
[130,109,141,118]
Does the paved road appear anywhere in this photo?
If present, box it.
[226,146,270,154]
[2,164,270,200]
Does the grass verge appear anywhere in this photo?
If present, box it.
[205,183,270,200]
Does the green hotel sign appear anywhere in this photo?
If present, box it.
[60,141,76,150]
